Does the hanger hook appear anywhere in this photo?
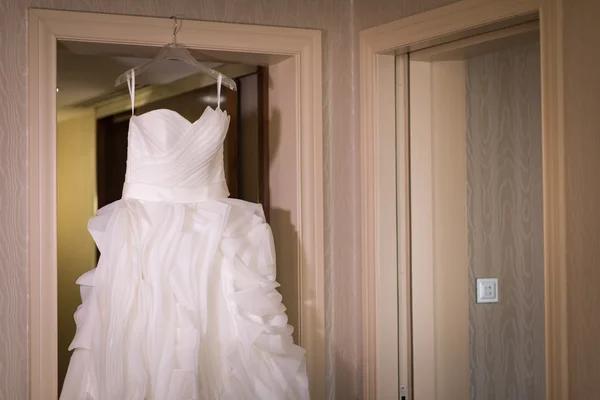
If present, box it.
[171,14,184,45]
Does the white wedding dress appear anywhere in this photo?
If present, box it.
[60,75,310,400]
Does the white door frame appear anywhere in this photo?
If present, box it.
[28,9,325,399]
[359,0,566,398]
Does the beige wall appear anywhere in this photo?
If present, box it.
[19,0,600,399]
[466,42,546,399]
[56,109,98,393]
[563,0,600,397]
[2,0,598,399]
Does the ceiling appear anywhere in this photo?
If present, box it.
[57,41,277,109]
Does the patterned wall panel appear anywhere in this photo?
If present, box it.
[563,0,600,396]
[466,42,546,400]
[0,0,462,398]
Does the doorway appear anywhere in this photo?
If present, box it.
[359,1,565,399]
[55,40,272,392]
[28,9,325,399]
[404,22,545,399]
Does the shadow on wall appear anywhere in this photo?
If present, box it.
[267,94,342,397]
[262,106,302,343]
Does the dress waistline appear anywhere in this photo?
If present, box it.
[122,180,230,203]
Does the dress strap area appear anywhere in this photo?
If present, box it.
[217,74,222,109]
[127,69,136,115]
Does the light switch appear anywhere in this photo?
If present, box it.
[476,278,498,303]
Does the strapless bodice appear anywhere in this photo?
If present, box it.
[122,107,231,203]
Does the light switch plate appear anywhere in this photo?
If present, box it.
[476,278,498,303]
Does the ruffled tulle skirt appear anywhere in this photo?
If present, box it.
[60,198,309,400]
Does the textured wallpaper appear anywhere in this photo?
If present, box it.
[563,0,600,397]
[466,42,546,400]
[0,0,462,399]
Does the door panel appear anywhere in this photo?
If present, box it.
[408,57,470,400]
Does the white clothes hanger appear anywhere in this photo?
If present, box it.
[114,15,237,91]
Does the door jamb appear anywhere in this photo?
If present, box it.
[359,0,566,398]
[28,9,325,399]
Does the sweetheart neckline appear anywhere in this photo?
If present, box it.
[130,106,228,126]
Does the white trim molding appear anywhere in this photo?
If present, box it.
[359,0,566,398]
[28,9,324,399]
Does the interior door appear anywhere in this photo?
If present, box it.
[407,51,470,400]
